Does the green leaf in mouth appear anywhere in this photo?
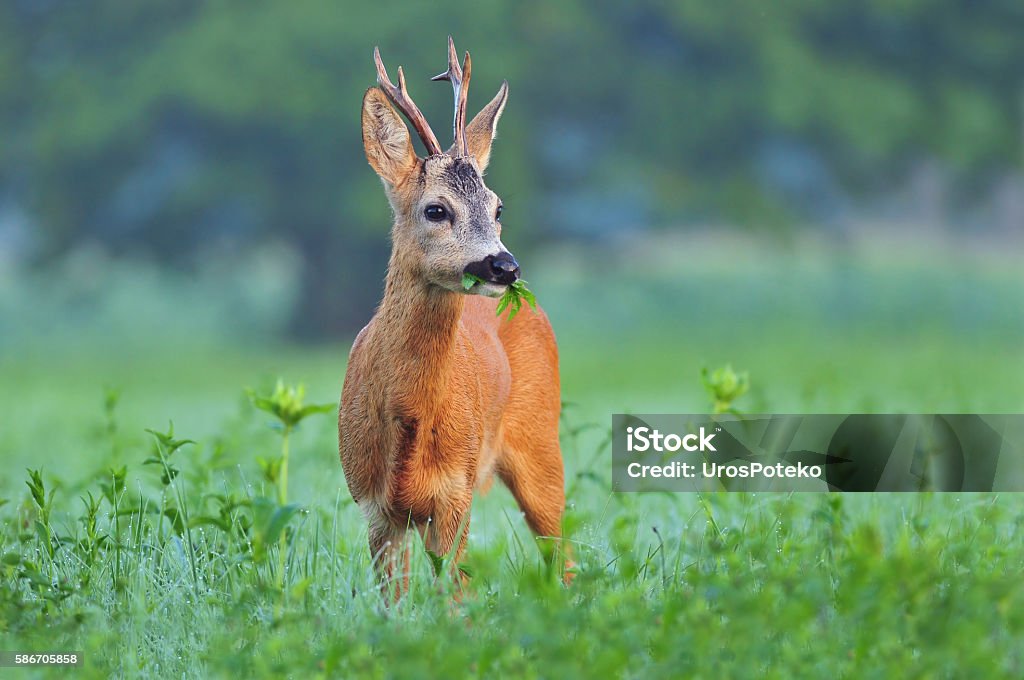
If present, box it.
[462,272,485,290]
[461,273,539,321]
[496,279,538,321]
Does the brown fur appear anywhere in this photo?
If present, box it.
[339,84,568,598]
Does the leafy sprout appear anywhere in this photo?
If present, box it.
[701,364,750,414]
[248,380,335,434]
[145,422,196,456]
[247,379,333,610]
[144,422,196,486]
[461,273,538,321]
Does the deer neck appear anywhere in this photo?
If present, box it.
[376,250,464,415]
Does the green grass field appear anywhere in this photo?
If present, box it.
[1,241,1022,677]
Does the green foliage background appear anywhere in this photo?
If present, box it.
[0,0,1021,333]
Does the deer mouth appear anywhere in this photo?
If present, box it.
[469,280,509,298]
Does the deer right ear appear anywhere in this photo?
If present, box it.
[362,87,418,185]
[465,81,508,173]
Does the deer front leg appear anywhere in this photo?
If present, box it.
[369,522,411,602]
[421,500,472,591]
[497,441,575,584]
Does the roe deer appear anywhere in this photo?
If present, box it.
[339,38,569,597]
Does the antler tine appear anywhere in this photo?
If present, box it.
[431,35,463,83]
[373,46,443,156]
[431,36,472,157]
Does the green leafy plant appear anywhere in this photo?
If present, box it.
[461,274,538,321]
[25,469,56,560]
[248,380,333,609]
[144,422,200,588]
[701,364,750,414]
[100,466,127,506]
[249,380,335,438]
[249,381,334,507]
[144,423,196,487]
[250,496,303,564]
[77,491,105,571]
[100,465,127,592]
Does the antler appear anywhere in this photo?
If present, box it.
[373,46,443,156]
[431,36,472,157]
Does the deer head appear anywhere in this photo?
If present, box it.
[361,37,516,298]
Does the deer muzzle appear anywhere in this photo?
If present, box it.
[464,252,520,286]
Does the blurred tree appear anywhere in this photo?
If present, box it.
[1,0,1021,336]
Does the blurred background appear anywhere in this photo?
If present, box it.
[0,1,1022,489]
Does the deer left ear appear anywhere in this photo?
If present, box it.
[464,81,508,173]
[362,87,419,185]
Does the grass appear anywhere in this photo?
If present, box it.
[1,240,1023,677]
[2,332,1022,678]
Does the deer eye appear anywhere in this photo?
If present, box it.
[424,204,448,222]
[495,205,503,221]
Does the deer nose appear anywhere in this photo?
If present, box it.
[489,252,520,284]
[464,252,520,286]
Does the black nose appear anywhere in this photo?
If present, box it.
[489,252,520,285]
[464,252,520,286]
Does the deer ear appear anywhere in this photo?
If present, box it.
[464,81,508,173]
[362,87,418,184]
